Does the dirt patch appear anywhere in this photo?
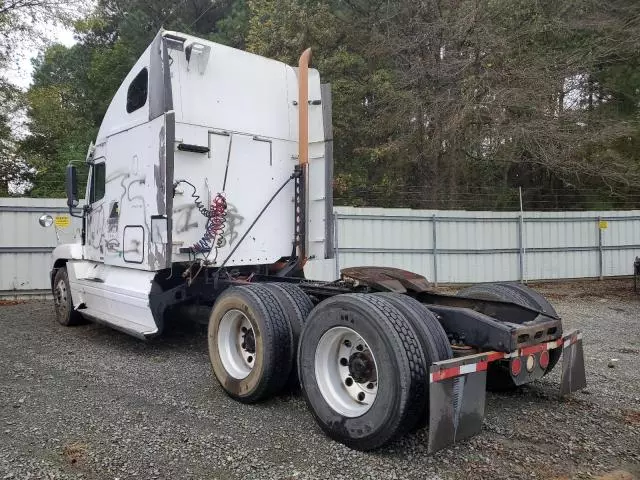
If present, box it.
[594,471,636,480]
[0,300,25,306]
[62,442,88,465]
[436,278,640,302]
[529,278,640,301]
[623,410,640,425]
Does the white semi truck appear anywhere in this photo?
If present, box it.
[46,30,586,453]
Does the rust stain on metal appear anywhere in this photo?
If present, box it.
[341,266,431,293]
[298,48,311,166]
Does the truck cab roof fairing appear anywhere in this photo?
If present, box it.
[96,30,173,142]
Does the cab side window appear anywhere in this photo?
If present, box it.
[90,163,106,204]
[126,68,148,113]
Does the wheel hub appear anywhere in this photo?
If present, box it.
[348,351,376,384]
[314,326,379,417]
[242,328,256,354]
[55,279,68,315]
[217,309,256,380]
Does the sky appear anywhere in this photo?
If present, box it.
[5,25,77,90]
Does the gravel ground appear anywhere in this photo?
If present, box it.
[1,280,639,480]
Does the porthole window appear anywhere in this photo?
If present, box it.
[126,68,148,113]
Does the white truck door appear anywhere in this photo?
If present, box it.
[85,159,107,262]
[88,31,175,272]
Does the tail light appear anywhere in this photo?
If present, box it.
[510,357,522,376]
[539,350,550,369]
[526,355,536,372]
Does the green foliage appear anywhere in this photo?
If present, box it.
[11,0,640,210]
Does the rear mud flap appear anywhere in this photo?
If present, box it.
[427,368,487,454]
[427,330,586,454]
[559,330,587,396]
[427,351,499,454]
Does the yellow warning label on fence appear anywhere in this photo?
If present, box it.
[599,220,608,230]
[54,215,71,229]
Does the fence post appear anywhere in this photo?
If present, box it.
[517,214,524,283]
[333,212,340,280]
[432,213,438,287]
[597,216,603,280]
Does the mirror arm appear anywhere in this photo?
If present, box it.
[68,204,85,219]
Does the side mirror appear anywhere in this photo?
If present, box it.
[66,164,79,209]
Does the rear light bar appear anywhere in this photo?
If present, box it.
[429,331,582,384]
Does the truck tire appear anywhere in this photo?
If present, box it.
[375,293,453,362]
[208,285,294,403]
[52,267,84,326]
[260,283,313,387]
[375,292,453,428]
[298,294,427,451]
[456,283,562,389]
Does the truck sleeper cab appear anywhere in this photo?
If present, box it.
[48,30,586,454]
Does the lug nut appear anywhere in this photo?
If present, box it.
[357,392,365,401]
[344,339,351,347]
[241,326,247,333]
[339,357,348,366]
[241,342,246,349]
[345,377,353,386]
[366,382,374,389]
[247,356,253,363]
[356,344,363,352]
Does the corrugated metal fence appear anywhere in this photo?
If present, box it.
[0,198,81,295]
[1,199,639,296]
[334,207,640,284]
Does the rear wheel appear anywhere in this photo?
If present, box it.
[374,293,452,428]
[298,294,427,451]
[260,283,313,387]
[52,267,83,326]
[208,285,294,403]
[456,283,562,390]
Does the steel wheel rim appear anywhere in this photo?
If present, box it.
[54,279,68,317]
[314,326,379,417]
[217,309,256,379]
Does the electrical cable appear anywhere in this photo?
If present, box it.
[217,172,299,271]
[187,1,216,29]
[173,179,213,217]
[200,193,227,262]
[173,179,228,264]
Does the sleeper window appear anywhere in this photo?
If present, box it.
[90,163,106,204]
[126,68,148,113]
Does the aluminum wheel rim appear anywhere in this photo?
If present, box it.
[217,309,256,380]
[54,279,68,317]
[314,326,379,417]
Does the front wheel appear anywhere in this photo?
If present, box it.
[52,267,83,326]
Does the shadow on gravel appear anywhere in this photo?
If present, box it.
[65,311,209,353]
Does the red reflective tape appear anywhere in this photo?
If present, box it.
[476,361,489,372]
[485,351,506,363]
[431,366,461,382]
